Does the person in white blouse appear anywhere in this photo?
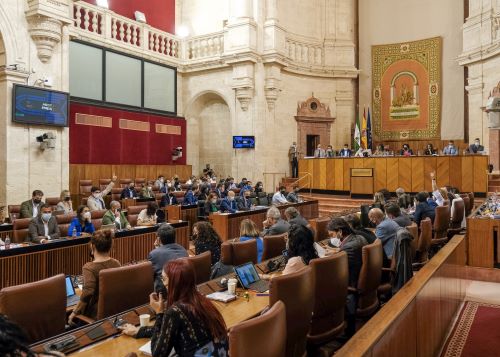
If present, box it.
[137,202,159,226]
[272,186,288,205]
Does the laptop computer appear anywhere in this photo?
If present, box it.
[234,262,270,293]
[65,276,80,307]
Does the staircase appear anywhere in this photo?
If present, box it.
[488,174,500,193]
[306,193,372,217]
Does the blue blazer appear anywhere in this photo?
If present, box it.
[339,149,352,157]
[183,190,198,205]
[239,185,252,196]
[120,187,136,199]
[220,198,237,213]
[237,196,252,211]
[67,217,95,236]
[375,218,400,259]
[160,194,178,208]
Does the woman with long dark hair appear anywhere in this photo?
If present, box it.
[282,224,318,275]
[137,201,159,226]
[121,259,228,356]
[192,221,222,265]
[67,205,95,236]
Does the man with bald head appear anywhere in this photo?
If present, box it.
[102,200,131,230]
[220,190,238,213]
[368,207,399,260]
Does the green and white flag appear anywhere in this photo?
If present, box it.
[354,110,361,151]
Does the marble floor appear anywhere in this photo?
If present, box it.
[465,280,500,305]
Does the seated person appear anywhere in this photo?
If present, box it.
[468,138,484,154]
[214,183,226,198]
[272,186,288,205]
[325,144,335,158]
[120,181,137,199]
[400,143,413,156]
[154,175,165,191]
[286,185,302,203]
[373,144,386,156]
[68,205,95,236]
[102,201,131,230]
[20,190,44,218]
[424,143,437,155]
[430,172,449,206]
[237,190,253,211]
[339,144,352,157]
[314,144,325,158]
[282,224,318,275]
[192,221,222,266]
[368,208,399,260]
[183,184,199,206]
[354,145,372,157]
[343,214,376,244]
[371,191,386,212]
[27,204,60,244]
[413,191,436,227]
[160,186,178,207]
[385,203,412,227]
[238,178,252,195]
[198,183,210,201]
[238,219,263,262]
[220,190,238,213]
[69,230,121,324]
[254,181,264,195]
[137,202,158,226]
[87,175,117,211]
[262,206,290,236]
[56,189,74,214]
[443,140,458,155]
[140,181,155,199]
[284,206,310,228]
[120,259,228,355]
[172,176,182,191]
[396,187,412,209]
[148,223,188,292]
[204,192,219,216]
[185,175,196,185]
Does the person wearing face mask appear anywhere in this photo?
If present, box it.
[68,230,121,325]
[204,192,220,216]
[68,205,95,236]
[339,144,352,157]
[314,144,326,158]
[237,190,253,211]
[56,189,74,214]
[220,190,238,213]
[120,181,137,199]
[214,183,226,199]
[368,208,399,261]
[140,181,155,199]
[286,185,302,203]
[424,143,436,155]
[102,201,131,230]
[468,137,484,154]
[87,175,117,211]
[272,185,288,205]
[155,175,165,191]
[261,206,290,237]
[254,181,264,195]
[400,143,413,156]
[327,217,368,337]
[20,190,44,218]
[442,140,458,155]
[183,184,199,206]
[27,204,60,244]
[160,186,179,207]
[137,202,159,226]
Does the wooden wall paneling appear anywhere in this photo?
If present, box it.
[343,159,353,191]
[134,165,150,180]
[175,165,192,180]
[334,159,344,190]
[448,157,462,189]
[416,274,443,357]
[473,156,488,193]
[374,158,387,192]
[95,165,113,182]
[386,158,399,191]
[312,159,322,188]
[363,157,375,169]
[326,159,336,190]
[70,164,86,194]
[352,158,364,168]
[436,157,450,188]
[467,218,495,268]
[423,157,437,192]
[319,159,327,189]
[461,157,474,193]
[398,158,412,192]
[411,158,424,193]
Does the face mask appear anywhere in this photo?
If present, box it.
[93,193,100,198]
[42,213,51,222]
[449,144,453,147]
[148,186,152,190]
[130,186,134,189]
[330,237,341,247]
[281,190,286,195]
[475,141,480,146]
[160,178,164,183]
[64,196,71,201]
[83,211,91,220]
[33,198,42,204]
[211,199,217,204]
[229,197,234,201]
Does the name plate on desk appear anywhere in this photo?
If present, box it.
[351,168,373,177]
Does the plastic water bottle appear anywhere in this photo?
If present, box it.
[5,236,10,249]
[72,228,77,238]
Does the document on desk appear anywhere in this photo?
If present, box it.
[206,291,237,303]
[139,341,176,356]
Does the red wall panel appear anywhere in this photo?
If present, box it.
[70,103,186,165]
[83,0,175,34]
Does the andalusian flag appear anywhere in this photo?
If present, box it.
[367,107,372,150]
[354,108,361,151]
[361,107,368,149]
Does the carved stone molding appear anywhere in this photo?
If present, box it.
[264,63,282,111]
[26,15,63,63]
[234,85,253,111]
[232,63,254,111]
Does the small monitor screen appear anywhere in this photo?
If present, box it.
[13,84,69,127]
[233,136,255,149]
[234,263,259,287]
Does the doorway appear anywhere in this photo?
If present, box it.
[306,135,320,157]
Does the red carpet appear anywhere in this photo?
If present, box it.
[441,301,500,357]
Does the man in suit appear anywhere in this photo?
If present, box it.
[87,175,117,211]
[27,204,60,243]
[183,184,199,206]
[468,138,484,154]
[154,175,165,191]
[220,190,238,213]
[120,181,137,199]
[442,140,458,155]
[368,208,399,260]
[160,186,178,207]
[148,223,188,292]
[286,185,302,203]
[385,203,412,227]
[314,144,325,158]
[339,144,352,157]
[237,190,253,211]
[214,183,226,199]
[20,190,44,218]
[102,201,131,230]
[325,144,335,158]
[413,191,436,227]
[289,142,299,178]
[284,206,309,228]
[262,206,290,236]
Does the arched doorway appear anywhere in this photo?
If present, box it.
[185,92,232,177]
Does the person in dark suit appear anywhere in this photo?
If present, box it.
[160,187,178,208]
[27,204,60,243]
[385,203,412,227]
[412,191,436,227]
[20,190,44,218]
[120,182,136,199]
[237,190,253,211]
[424,143,437,156]
[339,144,352,157]
[343,214,376,244]
[261,206,290,236]
[220,190,238,213]
[214,183,226,199]
[183,184,199,206]
[148,223,188,293]
[284,206,309,228]
[204,192,219,216]
[468,138,484,154]
[400,143,413,156]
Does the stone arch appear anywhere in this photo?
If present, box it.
[0,3,18,65]
[185,91,232,177]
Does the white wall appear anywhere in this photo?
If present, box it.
[359,0,464,140]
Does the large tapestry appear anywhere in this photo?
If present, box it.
[372,37,442,141]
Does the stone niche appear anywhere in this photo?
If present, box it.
[294,96,335,157]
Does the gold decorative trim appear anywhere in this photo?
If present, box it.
[119,119,150,132]
[155,124,182,135]
[75,113,113,128]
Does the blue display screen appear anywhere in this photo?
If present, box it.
[13,84,69,127]
[233,136,255,149]
[234,263,259,287]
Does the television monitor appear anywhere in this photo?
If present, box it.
[233,136,255,149]
[12,84,69,127]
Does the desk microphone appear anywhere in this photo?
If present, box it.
[44,334,77,353]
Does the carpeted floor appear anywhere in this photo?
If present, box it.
[441,301,500,357]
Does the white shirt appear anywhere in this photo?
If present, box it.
[43,221,49,238]
[432,190,445,206]
[272,191,288,205]
[32,201,39,217]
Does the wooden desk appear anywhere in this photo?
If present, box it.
[209,200,319,241]
[166,204,198,235]
[0,222,189,289]
[299,155,488,194]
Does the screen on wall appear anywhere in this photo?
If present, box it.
[12,84,69,127]
[233,136,255,149]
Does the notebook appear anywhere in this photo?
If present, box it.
[234,262,269,293]
[65,276,80,307]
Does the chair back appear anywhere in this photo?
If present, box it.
[450,199,465,228]
[111,188,122,201]
[433,205,449,240]
[462,196,471,216]
[270,267,314,357]
[468,192,475,211]
[79,180,93,197]
[186,251,211,284]
[128,214,139,227]
[221,241,233,265]
[308,217,330,242]
[261,234,287,261]
[97,262,153,320]
[99,179,111,191]
[127,205,147,215]
[232,239,258,265]
[45,197,59,209]
[8,204,21,221]
[406,222,418,260]
[56,213,77,225]
[13,218,32,243]
[229,301,286,357]
[416,218,432,264]
[0,274,66,343]
[119,179,132,188]
[92,218,103,230]
[308,252,348,345]
[135,178,146,187]
[357,239,383,317]
[91,209,107,219]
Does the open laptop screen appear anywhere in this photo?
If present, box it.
[65,276,75,297]
[234,262,260,288]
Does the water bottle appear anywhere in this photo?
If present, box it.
[5,236,10,249]
[72,228,77,238]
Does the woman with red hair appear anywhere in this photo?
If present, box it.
[121,258,228,356]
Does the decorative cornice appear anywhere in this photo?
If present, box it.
[27,16,64,63]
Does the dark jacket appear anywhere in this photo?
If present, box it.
[148,244,188,292]
[392,228,414,294]
[220,198,237,213]
[353,228,376,244]
[288,215,309,228]
[340,234,368,288]
[20,199,44,219]
[204,201,219,216]
[413,201,435,227]
[27,216,60,243]
[183,190,198,206]
[236,196,252,211]
[120,187,136,199]
[393,214,412,227]
[160,194,178,208]
[261,219,290,237]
